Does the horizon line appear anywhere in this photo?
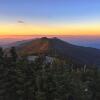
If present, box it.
[1,34,100,37]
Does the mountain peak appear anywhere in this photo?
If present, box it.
[41,37,49,40]
[14,37,100,65]
[40,37,59,41]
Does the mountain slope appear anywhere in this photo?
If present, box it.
[15,37,100,65]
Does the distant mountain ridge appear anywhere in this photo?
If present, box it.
[10,37,100,65]
[1,36,100,49]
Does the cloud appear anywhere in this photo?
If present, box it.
[17,20,25,24]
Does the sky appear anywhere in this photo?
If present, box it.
[0,0,100,36]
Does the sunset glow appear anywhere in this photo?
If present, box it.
[0,0,100,36]
[0,22,100,36]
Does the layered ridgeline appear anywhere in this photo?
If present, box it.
[9,37,100,65]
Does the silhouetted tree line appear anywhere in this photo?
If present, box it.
[0,47,100,100]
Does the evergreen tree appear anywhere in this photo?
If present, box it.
[10,47,18,62]
[0,47,4,65]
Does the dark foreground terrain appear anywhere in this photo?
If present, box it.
[0,47,100,100]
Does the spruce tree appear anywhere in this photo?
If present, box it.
[10,47,18,62]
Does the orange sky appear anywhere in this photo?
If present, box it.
[0,0,100,37]
[0,21,100,36]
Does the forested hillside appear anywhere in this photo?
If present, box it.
[0,47,100,100]
[12,37,100,65]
